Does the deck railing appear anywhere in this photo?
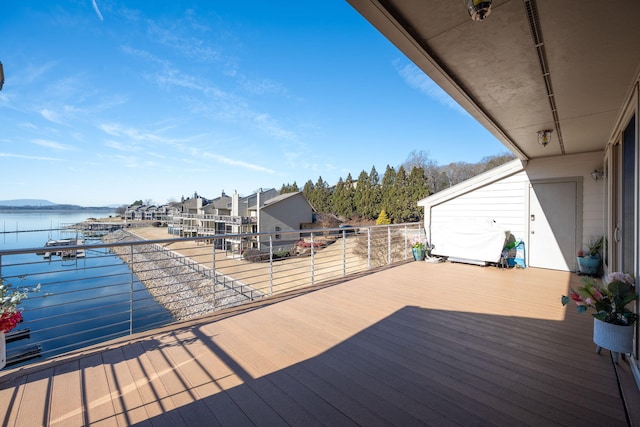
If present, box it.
[0,223,424,368]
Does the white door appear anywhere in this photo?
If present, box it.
[528,181,578,271]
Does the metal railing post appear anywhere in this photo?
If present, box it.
[387,226,392,265]
[129,244,134,335]
[269,235,274,296]
[311,232,315,286]
[212,238,216,307]
[342,230,346,276]
[405,224,408,260]
[367,228,371,269]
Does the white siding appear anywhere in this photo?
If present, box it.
[422,151,606,269]
[525,151,606,246]
[430,172,527,242]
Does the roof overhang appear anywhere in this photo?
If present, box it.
[347,0,640,161]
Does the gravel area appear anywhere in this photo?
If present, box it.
[103,229,250,321]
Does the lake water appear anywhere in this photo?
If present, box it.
[0,210,173,367]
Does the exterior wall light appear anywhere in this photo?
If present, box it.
[465,0,492,21]
[537,129,553,147]
[591,170,605,181]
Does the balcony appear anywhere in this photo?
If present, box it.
[1,227,640,425]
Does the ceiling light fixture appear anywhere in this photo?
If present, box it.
[537,129,553,147]
[465,0,492,21]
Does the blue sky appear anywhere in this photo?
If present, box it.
[0,1,507,207]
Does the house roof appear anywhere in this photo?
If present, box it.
[417,159,524,207]
[261,191,315,211]
[347,0,640,160]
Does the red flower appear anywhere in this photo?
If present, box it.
[0,311,22,333]
[570,292,583,302]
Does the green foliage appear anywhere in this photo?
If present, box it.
[300,151,513,223]
[279,182,299,194]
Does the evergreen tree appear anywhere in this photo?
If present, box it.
[354,170,372,219]
[407,166,429,222]
[391,166,410,223]
[279,182,299,194]
[376,209,391,225]
[308,176,331,213]
[380,165,397,222]
[303,179,316,209]
[332,173,355,218]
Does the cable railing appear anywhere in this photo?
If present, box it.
[0,222,425,369]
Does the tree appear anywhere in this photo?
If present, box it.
[303,176,332,213]
[332,173,355,218]
[385,166,410,224]
[380,165,397,222]
[279,182,299,194]
[376,209,391,225]
[479,152,517,172]
[402,150,440,194]
[407,166,429,221]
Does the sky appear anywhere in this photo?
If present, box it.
[0,1,507,207]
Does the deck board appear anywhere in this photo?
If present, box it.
[1,261,638,426]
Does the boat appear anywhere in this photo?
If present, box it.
[40,238,85,259]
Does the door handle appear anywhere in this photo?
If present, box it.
[614,227,620,243]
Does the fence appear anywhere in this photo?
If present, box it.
[0,223,425,368]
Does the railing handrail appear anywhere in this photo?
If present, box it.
[0,222,422,257]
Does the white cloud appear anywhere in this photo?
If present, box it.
[0,152,63,161]
[395,60,466,114]
[105,140,141,152]
[197,149,275,174]
[92,0,104,21]
[31,139,74,150]
[40,108,64,124]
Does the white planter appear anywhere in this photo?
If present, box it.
[0,332,5,370]
[593,318,634,363]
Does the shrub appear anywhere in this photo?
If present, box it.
[243,249,270,262]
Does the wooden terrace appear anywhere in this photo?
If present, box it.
[1,261,639,426]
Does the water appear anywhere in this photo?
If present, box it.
[0,210,173,367]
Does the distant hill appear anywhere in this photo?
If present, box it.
[0,199,57,207]
[0,199,115,210]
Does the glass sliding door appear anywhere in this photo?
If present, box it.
[621,115,636,276]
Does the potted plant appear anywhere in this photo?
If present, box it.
[410,235,432,261]
[576,236,603,276]
[0,278,37,370]
[561,272,637,363]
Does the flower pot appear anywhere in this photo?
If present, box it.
[0,332,5,370]
[576,256,601,276]
[412,247,425,261]
[593,318,634,363]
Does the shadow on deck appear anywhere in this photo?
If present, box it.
[1,261,639,426]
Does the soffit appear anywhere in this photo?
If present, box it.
[348,0,640,160]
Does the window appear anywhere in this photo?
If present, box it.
[275,226,281,240]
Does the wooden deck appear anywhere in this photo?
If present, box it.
[1,261,639,426]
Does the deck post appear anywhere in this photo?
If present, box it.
[367,228,371,269]
[343,230,346,276]
[387,226,391,265]
[129,244,134,335]
[269,235,273,296]
[311,232,315,286]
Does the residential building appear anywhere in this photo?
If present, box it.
[167,189,314,251]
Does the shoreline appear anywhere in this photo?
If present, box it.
[103,229,250,321]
